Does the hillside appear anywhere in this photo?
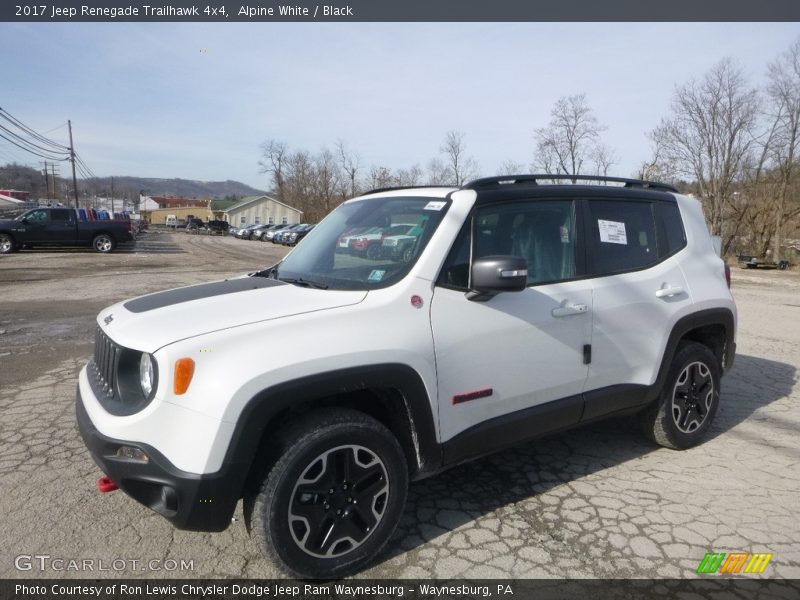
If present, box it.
[0,163,268,199]
[83,176,267,198]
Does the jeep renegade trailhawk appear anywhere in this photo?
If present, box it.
[77,175,736,578]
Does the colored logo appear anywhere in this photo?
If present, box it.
[696,552,773,574]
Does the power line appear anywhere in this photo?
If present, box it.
[0,129,69,161]
[0,124,71,158]
[0,108,70,151]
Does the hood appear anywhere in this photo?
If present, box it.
[97,277,367,352]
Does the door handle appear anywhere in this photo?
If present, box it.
[655,285,685,298]
[552,303,589,318]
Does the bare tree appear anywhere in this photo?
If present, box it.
[649,59,759,236]
[258,140,288,199]
[498,159,525,175]
[426,157,449,185]
[367,166,395,190]
[533,93,608,177]
[335,139,360,199]
[396,164,423,187]
[764,38,800,260]
[592,144,617,178]
[440,130,478,186]
[314,148,343,218]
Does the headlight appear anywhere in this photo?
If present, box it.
[139,353,155,398]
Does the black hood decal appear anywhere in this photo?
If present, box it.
[124,277,285,313]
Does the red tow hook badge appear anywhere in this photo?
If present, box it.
[97,476,118,493]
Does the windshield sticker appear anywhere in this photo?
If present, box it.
[368,269,386,282]
[598,219,627,244]
[424,201,446,211]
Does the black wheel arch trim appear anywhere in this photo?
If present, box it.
[655,308,735,389]
[227,363,440,493]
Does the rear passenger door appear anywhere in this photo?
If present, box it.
[581,197,691,420]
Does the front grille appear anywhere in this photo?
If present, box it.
[93,327,120,398]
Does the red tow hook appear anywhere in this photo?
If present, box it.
[97,476,118,493]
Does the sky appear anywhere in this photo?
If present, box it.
[1,22,799,190]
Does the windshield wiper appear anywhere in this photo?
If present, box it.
[278,277,329,290]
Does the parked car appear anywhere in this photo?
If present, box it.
[0,207,134,253]
[207,220,229,235]
[273,223,306,244]
[246,224,273,240]
[263,224,292,242]
[76,174,736,578]
[165,214,178,228]
[284,224,315,246]
[235,224,261,239]
[185,218,205,233]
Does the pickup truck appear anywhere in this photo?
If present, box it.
[737,254,790,270]
[0,207,134,254]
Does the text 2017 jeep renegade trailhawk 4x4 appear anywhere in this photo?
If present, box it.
[77,175,736,578]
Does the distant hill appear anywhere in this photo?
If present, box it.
[0,163,268,199]
[92,176,268,198]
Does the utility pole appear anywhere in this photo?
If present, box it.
[41,161,50,199]
[68,119,79,209]
[51,163,58,199]
[110,176,115,213]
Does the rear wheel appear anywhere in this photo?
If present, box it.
[92,234,116,253]
[640,342,721,449]
[366,243,381,260]
[0,234,16,254]
[250,409,408,579]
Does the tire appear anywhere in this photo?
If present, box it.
[365,244,381,260]
[640,342,721,450]
[250,409,408,579]
[0,234,17,254]
[92,234,116,253]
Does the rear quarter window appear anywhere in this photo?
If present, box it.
[655,202,687,258]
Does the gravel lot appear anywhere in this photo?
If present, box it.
[0,231,798,579]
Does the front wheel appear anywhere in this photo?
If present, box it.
[250,409,408,579]
[0,233,16,254]
[92,234,116,253]
[640,342,721,449]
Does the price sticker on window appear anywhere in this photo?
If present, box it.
[598,219,627,244]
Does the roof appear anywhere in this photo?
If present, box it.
[223,194,303,215]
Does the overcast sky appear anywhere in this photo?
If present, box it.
[2,22,799,190]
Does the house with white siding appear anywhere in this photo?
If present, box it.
[222,195,303,226]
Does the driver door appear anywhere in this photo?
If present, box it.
[430,199,592,460]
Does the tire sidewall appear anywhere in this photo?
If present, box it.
[259,419,407,578]
[0,234,16,254]
[93,234,115,253]
[657,344,721,449]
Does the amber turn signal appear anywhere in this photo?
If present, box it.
[173,358,195,395]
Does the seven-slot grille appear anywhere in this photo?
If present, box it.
[93,327,120,397]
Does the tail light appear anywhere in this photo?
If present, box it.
[724,263,731,288]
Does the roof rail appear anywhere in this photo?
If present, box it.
[360,184,453,196]
[462,174,679,194]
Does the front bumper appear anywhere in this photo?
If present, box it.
[76,386,240,532]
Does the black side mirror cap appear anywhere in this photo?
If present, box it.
[467,255,528,301]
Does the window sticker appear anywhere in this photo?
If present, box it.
[367,269,386,282]
[598,219,627,244]
[424,200,447,211]
[560,225,570,244]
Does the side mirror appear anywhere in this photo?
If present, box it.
[467,255,528,301]
[21,218,29,225]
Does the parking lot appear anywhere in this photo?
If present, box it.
[0,231,798,579]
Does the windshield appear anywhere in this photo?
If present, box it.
[271,196,450,290]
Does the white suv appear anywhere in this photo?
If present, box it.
[76,175,736,578]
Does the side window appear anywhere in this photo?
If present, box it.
[655,202,686,258]
[27,209,49,223]
[438,200,577,289]
[586,200,657,275]
[50,210,71,222]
